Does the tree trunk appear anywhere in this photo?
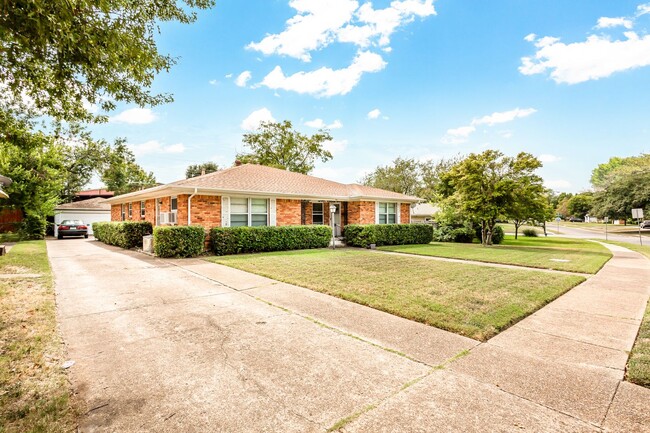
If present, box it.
[514,220,520,239]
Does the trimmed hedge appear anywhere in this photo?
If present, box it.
[92,221,152,249]
[154,226,206,258]
[344,223,433,248]
[210,225,332,256]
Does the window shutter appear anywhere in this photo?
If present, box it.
[375,201,380,224]
[270,198,277,226]
[396,203,401,224]
[221,196,230,227]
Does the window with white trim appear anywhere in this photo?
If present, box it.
[312,203,324,225]
[121,204,125,221]
[378,202,397,224]
[128,202,133,219]
[230,198,268,227]
[140,200,146,219]
[170,196,178,224]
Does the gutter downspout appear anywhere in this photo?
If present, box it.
[188,188,198,225]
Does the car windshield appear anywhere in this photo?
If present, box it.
[60,220,84,225]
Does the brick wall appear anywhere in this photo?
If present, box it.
[145,199,155,225]
[400,203,410,224]
[189,195,221,230]
[348,201,375,225]
[111,204,121,221]
[276,199,301,226]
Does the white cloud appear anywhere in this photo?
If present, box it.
[109,107,157,124]
[638,3,650,16]
[322,139,347,155]
[497,130,513,139]
[524,33,536,42]
[240,108,275,130]
[235,71,252,87]
[259,51,386,97]
[538,154,561,163]
[472,108,537,126]
[545,179,572,189]
[225,73,233,78]
[441,108,536,144]
[209,79,219,85]
[596,17,633,29]
[247,0,435,62]
[521,6,650,84]
[129,140,185,156]
[304,118,343,129]
[367,108,381,119]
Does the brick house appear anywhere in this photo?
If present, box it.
[105,164,420,235]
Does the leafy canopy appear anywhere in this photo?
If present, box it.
[0,0,214,122]
[237,120,333,174]
[186,162,220,178]
[438,150,544,245]
[100,140,157,195]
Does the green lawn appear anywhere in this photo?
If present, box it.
[206,249,585,341]
[0,241,77,432]
[380,235,611,274]
[601,241,650,388]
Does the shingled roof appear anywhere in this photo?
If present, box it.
[56,197,111,211]
[106,164,420,203]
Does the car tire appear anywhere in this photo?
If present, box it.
[84,235,88,239]
[57,234,63,239]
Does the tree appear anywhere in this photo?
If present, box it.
[438,150,544,246]
[0,112,65,238]
[567,193,593,219]
[590,154,650,189]
[59,131,110,202]
[0,0,214,123]
[100,140,157,195]
[590,168,650,220]
[361,158,424,197]
[361,156,459,202]
[186,162,220,178]
[237,121,333,174]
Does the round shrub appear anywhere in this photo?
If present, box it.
[522,228,538,237]
[451,227,475,243]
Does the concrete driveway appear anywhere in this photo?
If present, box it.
[49,239,650,432]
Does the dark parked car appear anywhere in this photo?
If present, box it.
[641,220,650,229]
[568,217,583,222]
[57,219,88,239]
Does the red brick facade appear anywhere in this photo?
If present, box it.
[347,201,376,225]
[276,199,301,226]
[400,203,411,224]
[111,196,410,228]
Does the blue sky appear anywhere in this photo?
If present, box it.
[90,0,650,194]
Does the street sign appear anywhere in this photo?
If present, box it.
[604,217,609,223]
[555,217,561,222]
[632,208,644,219]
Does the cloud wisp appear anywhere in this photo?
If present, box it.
[241,108,275,130]
[442,108,537,144]
[109,107,157,125]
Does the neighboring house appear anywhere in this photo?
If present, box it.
[74,188,114,202]
[105,164,420,236]
[410,203,439,223]
[585,214,599,223]
[54,198,111,237]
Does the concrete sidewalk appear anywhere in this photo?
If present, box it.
[51,239,650,432]
[175,242,650,432]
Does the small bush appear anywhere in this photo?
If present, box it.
[522,228,538,237]
[211,225,331,256]
[344,224,433,248]
[474,225,505,244]
[19,213,47,240]
[450,227,474,243]
[92,221,152,249]
[154,225,206,258]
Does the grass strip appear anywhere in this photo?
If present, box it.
[206,248,584,341]
[380,235,611,274]
[0,241,77,432]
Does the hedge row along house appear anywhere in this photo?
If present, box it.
[105,164,420,234]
